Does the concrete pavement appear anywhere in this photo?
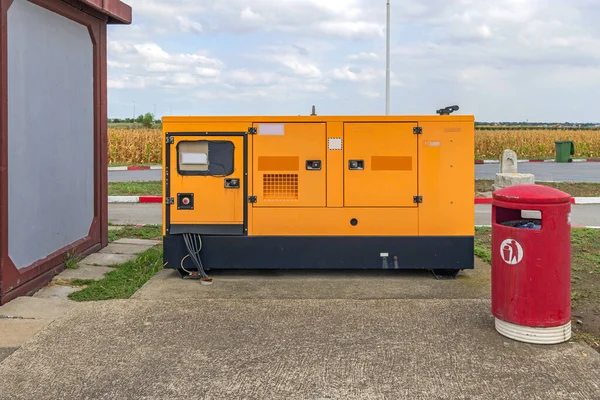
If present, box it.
[2,246,600,398]
[0,294,599,398]
[0,239,160,363]
[109,162,600,183]
[108,203,600,227]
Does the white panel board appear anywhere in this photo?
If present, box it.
[8,0,94,269]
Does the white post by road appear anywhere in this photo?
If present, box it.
[386,0,391,115]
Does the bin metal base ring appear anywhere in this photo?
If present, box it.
[495,318,572,345]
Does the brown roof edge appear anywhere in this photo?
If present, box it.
[76,0,132,24]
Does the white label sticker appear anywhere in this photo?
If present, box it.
[500,239,523,265]
[380,253,389,257]
[181,152,208,165]
[328,138,342,150]
[425,141,441,147]
[258,124,285,135]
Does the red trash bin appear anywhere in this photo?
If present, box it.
[491,184,572,344]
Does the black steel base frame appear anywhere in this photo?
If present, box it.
[163,235,474,276]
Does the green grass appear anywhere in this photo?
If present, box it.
[475,179,600,197]
[64,250,82,270]
[474,227,492,263]
[108,225,162,243]
[68,247,163,302]
[570,229,600,302]
[108,181,162,196]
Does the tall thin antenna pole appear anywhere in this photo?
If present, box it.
[386,0,391,115]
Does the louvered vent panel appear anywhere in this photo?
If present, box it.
[263,174,299,201]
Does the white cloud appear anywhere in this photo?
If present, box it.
[177,16,203,34]
[125,0,384,39]
[276,56,323,78]
[362,91,381,98]
[240,7,264,23]
[348,52,379,61]
[331,66,381,82]
[108,0,600,121]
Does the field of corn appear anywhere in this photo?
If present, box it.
[107,128,600,165]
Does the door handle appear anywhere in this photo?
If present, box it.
[348,160,364,170]
[306,160,322,170]
[224,178,240,188]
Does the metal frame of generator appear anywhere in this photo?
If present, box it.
[162,113,475,279]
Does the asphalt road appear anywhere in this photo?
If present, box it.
[109,163,600,183]
[108,203,600,227]
[476,162,600,182]
[109,169,162,182]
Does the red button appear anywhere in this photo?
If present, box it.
[182,197,190,205]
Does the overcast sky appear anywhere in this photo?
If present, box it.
[107,0,600,122]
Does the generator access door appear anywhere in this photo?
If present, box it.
[252,122,326,207]
[344,122,418,207]
[166,133,246,234]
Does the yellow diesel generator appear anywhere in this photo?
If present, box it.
[162,108,475,279]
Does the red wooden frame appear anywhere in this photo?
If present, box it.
[0,0,129,304]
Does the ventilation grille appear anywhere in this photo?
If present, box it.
[263,174,298,201]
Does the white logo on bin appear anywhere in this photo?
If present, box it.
[500,239,523,265]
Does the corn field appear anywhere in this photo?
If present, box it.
[107,128,600,164]
[108,128,162,165]
[475,129,600,160]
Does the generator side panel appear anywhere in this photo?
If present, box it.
[161,120,253,237]
[417,119,475,236]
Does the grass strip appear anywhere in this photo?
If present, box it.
[108,181,162,196]
[108,225,162,242]
[68,247,163,302]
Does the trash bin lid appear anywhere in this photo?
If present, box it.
[493,184,571,204]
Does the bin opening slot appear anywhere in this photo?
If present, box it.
[496,207,542,229]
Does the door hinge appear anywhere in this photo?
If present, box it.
[166,136,174,144]
[248,127,257,135]
[413,196,423,204]
[166,197,174,205]
[248,196,257,203]
[413,127,422,135]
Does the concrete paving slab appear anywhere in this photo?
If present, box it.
[33,284,80,300]
[99,242,155,255]
[113,238,161,246]
[80,252,136,266]
[52,265,115,281]
[0,299,598,399]
[0,348,16,363]
[132,258,491,301]
[0,297,76,321]
[0,319,50,348]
